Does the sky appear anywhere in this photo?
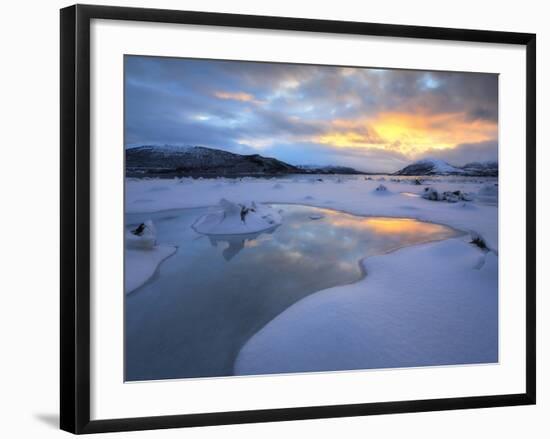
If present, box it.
[125,56,498,173]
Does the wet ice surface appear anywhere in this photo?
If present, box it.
[125,204,460,381]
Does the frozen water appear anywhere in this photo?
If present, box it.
[125,204,459,381]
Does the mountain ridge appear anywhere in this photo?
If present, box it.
[126,145,367,177]
[395,158,498,176]
[126,146,498,178]
[126,145,299,177]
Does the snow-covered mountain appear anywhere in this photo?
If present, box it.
[395,159,463,175]
[395,158,498,176]
[126,145,300,177]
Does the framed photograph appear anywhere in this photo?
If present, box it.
[60,4,536,434]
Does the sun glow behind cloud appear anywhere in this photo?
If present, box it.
[316,111,497,158]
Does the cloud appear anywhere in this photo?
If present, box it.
[260,141,409,173]
[423,140,499,166]
[312,110,497,158]
[213,90,263,104]
[124,55,498,172]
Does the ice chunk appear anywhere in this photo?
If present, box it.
[126,220,157,250]
[193,199,282,235]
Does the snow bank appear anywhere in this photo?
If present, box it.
[234,239,497,375]
[125,246,177,294]
[125,220,177,293]
[126,220,157,250]
[192,199,282,235]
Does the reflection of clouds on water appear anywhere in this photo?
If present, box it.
[125,203,461,381]
[207,227,277,261]
[185,204,454,266]
[203,205,457,271]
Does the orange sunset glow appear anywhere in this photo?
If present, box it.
[316,111,497,156]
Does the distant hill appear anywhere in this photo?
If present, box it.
[460,161,499,176]
[126,145,365,177]
[395,158,498,176]
[296,164,366,175]
[126,145,300,177]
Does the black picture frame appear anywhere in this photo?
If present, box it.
[60,4,536,434]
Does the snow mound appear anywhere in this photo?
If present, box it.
[192,199,282,235]
[125,220,177,293]
[373,184,390,194]
[422,187,473,203]
[422,187,442,201]
[126,220,157,249]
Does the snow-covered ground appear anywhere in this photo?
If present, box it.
[125,174,498,373]
[125,220,177,294]
[234,239,497,375]
[126,175,498,249]
[125,245,176,294]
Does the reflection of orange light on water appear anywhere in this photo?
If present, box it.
[323,213,447,236]
[366,218,433,235]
